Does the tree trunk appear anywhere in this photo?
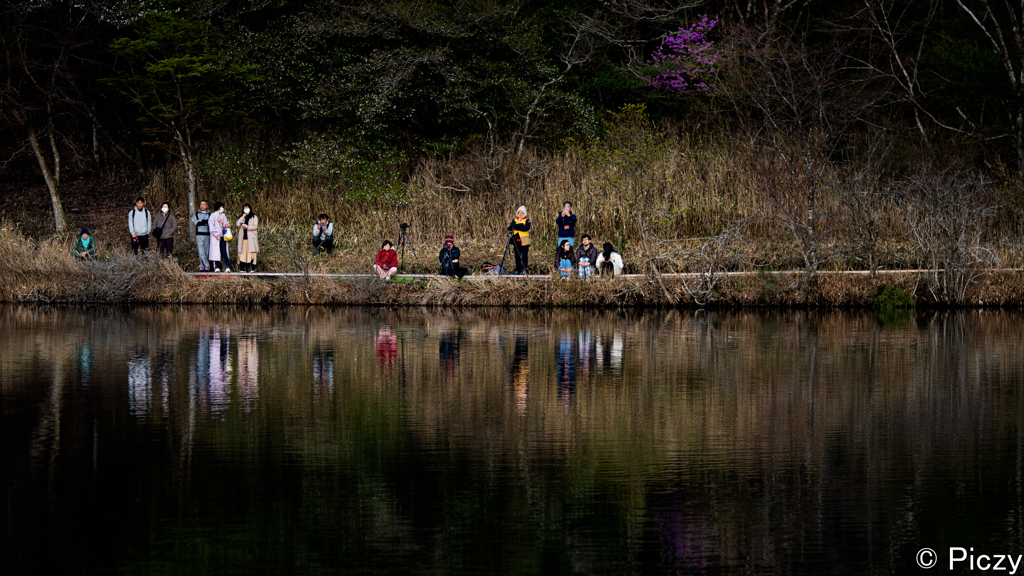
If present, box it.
[1017,106,1024,178]
[26,126,67,233]
[178,139,198,240]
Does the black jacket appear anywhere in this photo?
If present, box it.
[439,245,461,275]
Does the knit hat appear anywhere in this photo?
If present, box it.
[517,205,527,217]
[80,228,89,236]
[444,235,454,244]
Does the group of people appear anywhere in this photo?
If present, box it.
[505,202,624,279]
[119,197,260,272]
[74,197,622,280]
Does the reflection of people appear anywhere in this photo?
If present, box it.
[191,200,211,271]
[72,228,97,261]
[595,242,624,278]
[313,348,334,403]
[513,333,529,415]
[557,331,575,410]
[439,330,461,375]
[576,235,597,279]
[506,206,531,275]
[556,239,576,279]
[555,201,576,247]
[313,214,334,254]
[209,202,231,272]
[235,203,259,273]
[438,235,467,279]
[375,326,398,371]
[127,346,151,417]
[374,240,398,280]
[237,334,259,411]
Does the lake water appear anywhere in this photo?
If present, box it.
[1,306,1022,575]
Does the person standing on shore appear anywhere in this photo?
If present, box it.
[128,196,151,256]
[191,200,211,271]
[209,202,231,272]
[153,202,178,259]
[72,228,96,260]
[575,235,597,280]
[313,214,334,254]
[555,201,576,248]
[507,205,531,275]
[235,203,259,273]
[373,240,398,280]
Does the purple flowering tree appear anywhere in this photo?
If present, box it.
[648,15,719,94]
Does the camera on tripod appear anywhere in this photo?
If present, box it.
[400,222,410,230]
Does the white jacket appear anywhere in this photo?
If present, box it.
[595,252,624,276]
[128,207,151,236]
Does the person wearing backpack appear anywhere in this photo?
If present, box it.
[128,196,151,256]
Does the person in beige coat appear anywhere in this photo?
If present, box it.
[235,203,259,273]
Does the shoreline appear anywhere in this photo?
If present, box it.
[7,267,1024,308]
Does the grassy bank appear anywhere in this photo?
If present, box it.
[6,223,1024,308]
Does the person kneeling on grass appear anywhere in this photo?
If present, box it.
[556,239,577,279]
[595,242,624,278]
[72,228,96,261]
[439,235,468,279]
[374,240,398,280]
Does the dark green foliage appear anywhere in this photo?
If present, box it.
[876,285,915,324]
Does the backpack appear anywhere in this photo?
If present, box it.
[481,262,505,275]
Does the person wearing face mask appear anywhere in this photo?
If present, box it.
[208,201,231,272]
[191,200,211,271]
[235,203,259,273]
[127,196,151,256]
[153,201,178,259]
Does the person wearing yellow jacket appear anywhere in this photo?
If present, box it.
[506,205,531,275]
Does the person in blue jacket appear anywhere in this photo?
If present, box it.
[555,201,577,247]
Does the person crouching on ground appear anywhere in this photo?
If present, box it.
[208,202,231,272]
[595,242,624,278]
[506,205,531,274]
[236,203,259,273]
[439,235,468,279]
[374,240,398,280]
[153,201,178,259]
[556,239,577,279]
[313,214,334,254]
[191,200,211,271]
[72,228,96,261]
[576,235,596,279]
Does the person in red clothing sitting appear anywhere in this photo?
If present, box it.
[373,240,398,280]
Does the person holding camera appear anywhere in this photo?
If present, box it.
[555,201,576,248]
[374,240,398,280]
[313,214,334,254]
[439,235,468,279]
[506,205,531,275]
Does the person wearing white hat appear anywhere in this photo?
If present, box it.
[506,205,531,274]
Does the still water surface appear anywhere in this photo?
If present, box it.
[1,306,1022,574]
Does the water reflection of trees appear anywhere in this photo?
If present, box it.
[1,306,1023,572]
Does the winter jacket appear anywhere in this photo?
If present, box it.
[375,249,398,269]
[128,207,151,236]
[209,211,229,240]
[595,251,624,276]
[191,210,211,236]
[576,244,597,266]
[555,246,578,268]
[72,235,96,257]
[439,246,461,275]
[235,214,259,253]
[314,222,334,240]
[153,212,177,240]
[508,217,531,243]
[555,212,577,238]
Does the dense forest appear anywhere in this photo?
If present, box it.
[2,0,1023,303]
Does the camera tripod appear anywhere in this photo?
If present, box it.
[499,231,529,278]
[396,221,420,273]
